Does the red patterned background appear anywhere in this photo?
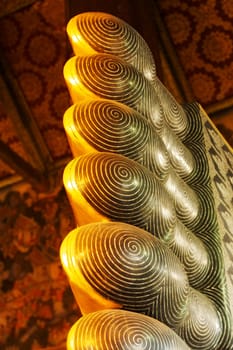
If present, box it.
[157,0,233,108]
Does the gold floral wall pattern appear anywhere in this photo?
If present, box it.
[157,0,233,108]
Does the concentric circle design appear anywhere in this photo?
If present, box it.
[161,124,195,178]
[198,26,233,67]
[155,78,188,138]
[18,69,47,106]
[0,17,22,50]
[75,12,139,61]
[168,221,209,287]
[65,99,170,181]
[66,53,193,139]
[67,12,189,138]
[164,169,199,225]
[69,53,164,133]
[74,54,143,102]
[68,12,156,83]
[177,288,222,349]
[68,152,176,239]
[72,99,149,156]
[24,31,60,68]
[61,12,233,349]
[64,99,198,223]
[61,222,189,325]
[68,309,190,350]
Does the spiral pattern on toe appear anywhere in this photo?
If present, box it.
[67,12,189,138]
[176,288,222,349]
[164,169,199,225]
[64,54,164,133]
[67,309,190,350]
[167,221,210,288]
[65,152,177,240]
[61,222,189,326]
[64,99,199,224]
[64,99,170,181]
[75,54,144,104]
[161,124,195,178]
[62,13,232,349]
[64,54,195,177]
[67,12,156,83]
[155,78,188,138]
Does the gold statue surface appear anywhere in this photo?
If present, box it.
[61,11,233,350]
[68,309,190,350]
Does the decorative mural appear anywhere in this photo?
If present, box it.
[0,186,80,350]
[0,0,71,181]
[157,0,233,108]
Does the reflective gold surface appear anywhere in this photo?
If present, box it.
[63,99,199,223]
[67,309,191,350]
[67,12,188,139]
[63,53,195,178]
[61,11,232,350]
[60,222,189,325]
[63,152,210,287]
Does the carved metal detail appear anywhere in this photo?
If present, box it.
[64,99,199,224]
[64,53,195,178]
[64,152,210,287]
[68,309,190,350]
[67,12,188,139]
[61,222,189,326]
[61,11,232,350]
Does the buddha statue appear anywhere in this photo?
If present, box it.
[60,221,222,349]
[61,11,232,350]
[67,309,190,350]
